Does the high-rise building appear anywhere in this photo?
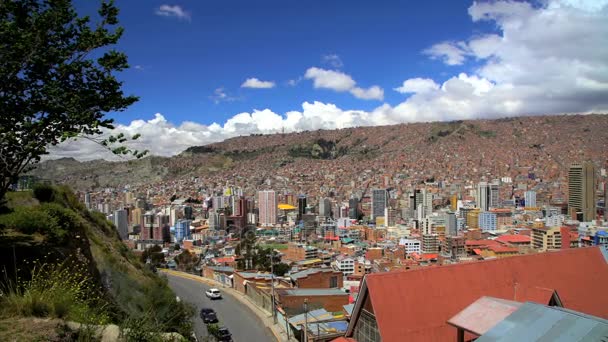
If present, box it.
[568,162,596,221]
[490,181,500,208]
[258,190,277,227]
[84,193,91,210]
[446,212,457,236]
[113,209,128,239]
[184,206,193,220]
[142,212,154,240]
[524,191,537,208]
[371,189,388,220]
[130,207,143,232]
[212,195,225,212]
[208,210,220,230]
[154,214,170,241]
[175,219,192,242]
[478,211,497,231]
[348,197,359,219]
[298,195,307,220]
[318,197,331,217]
[477,181,500,211]
[421,188,433,219]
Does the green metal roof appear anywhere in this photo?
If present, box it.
[477,302,608,342]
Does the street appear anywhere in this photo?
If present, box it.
[165,274,275,342]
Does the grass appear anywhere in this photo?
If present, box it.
[1,185,195,339]
[0,317,63,341]
[0,259,110,325]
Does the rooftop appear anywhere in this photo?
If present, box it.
[350,247,608,341]
[289,268,336,281]
[477,302,608,342]
[278,288,347,297]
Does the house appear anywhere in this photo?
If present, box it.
[276,288,349,315]
[232,271,276,294]
[333,255,355,275]
[344,246,608,341]
[448,297,608,341]
[289,268,343,289]
[202,265,234,287]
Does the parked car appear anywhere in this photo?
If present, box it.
[214,327,232,341]
[205,288,222,299]
[199,308,218,324]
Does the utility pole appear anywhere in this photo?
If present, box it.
[303,298,308,342]
[12,244,17,284]
[270,252,277,324]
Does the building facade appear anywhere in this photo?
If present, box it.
[568,162,596,221]
[258,190,277,227]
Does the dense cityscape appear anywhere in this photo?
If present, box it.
[65,129,608,341]
[2,0,608,341]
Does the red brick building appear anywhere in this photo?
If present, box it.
[289,268,343,289]
[276,288,349,315]
[345,247,608,341]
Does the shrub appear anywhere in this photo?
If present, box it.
[33,184,55,203]
[40,203,80,242]
[0,206,58,235]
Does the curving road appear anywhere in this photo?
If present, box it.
[165,274,275,342]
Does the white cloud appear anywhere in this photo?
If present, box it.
[155,5,191,21]
[286,77,302,86]
[209,87,239,104]
[49,0,608,160]
[304,67,356,92]
[350,86,384,101]
[304,67,384,100]
[394,78,440,94]
[241,78,276,89]
[322,54,344,68]
[423,41,469,66]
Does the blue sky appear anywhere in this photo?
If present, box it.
[79,0,493,125]
[56,0,608,159]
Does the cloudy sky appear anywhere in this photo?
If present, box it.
[52,0,608,160]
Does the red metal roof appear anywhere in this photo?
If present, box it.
[495,234,531,243]
[361,247,608,342]
[331,338,357,342]
[488,245,518,253]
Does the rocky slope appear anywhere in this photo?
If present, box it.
[29,114,608,193]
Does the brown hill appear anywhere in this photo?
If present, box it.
[30,114,608,198]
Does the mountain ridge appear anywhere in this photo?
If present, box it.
[30,114,608,194]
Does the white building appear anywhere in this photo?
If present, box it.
[398,238,421,254]
[525,191,537,207]
[333,255,355,275]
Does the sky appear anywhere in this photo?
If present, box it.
[50,0,608,160]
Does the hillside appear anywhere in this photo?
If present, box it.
[30,114,608,196]
[0,186,192,340]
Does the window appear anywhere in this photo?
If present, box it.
[330,276,338,288]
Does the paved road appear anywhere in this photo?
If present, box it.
[166,274,275,342]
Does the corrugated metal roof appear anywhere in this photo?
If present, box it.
[237,272,274,279]
[279,288,347,296]
[343,304,355,316]
[447,296,522,335]
[357,246,608,342]
[288,309,332,327]
[289,268,335,280]
[477,302,608,342]
[208,266,234,273]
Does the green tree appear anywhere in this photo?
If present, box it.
[0,0,146,204]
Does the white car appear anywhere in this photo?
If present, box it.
[206,288,222,299]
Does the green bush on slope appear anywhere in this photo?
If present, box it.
[0,185,195,339]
